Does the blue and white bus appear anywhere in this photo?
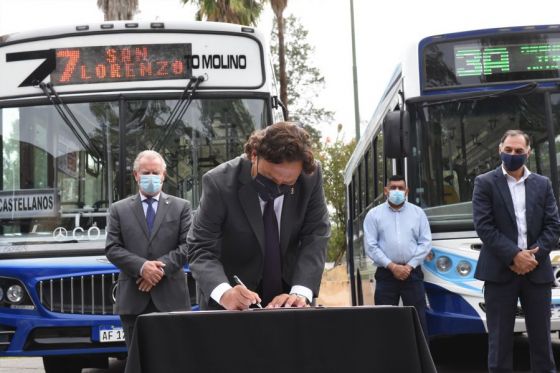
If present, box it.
[0,20,282,371]
[344,24,560,337]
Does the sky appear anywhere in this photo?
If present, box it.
[2,0,560,141]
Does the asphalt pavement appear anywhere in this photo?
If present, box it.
[0,357,125,372]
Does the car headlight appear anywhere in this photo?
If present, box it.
[456,260,472,276]
[436,256,452,272]
[0,277,35,309]
[6,285,23,303]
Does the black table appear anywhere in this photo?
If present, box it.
[126,306,436,373]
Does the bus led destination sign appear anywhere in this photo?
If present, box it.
[455,42,560,77]
[423,32,560,89]
[3,35,262,95]
[51,44,192,85]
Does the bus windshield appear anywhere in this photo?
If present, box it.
[410,93,558,232]
[0,97,266,248]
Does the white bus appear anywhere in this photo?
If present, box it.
[0,21,282,372]
[344,24,560,337]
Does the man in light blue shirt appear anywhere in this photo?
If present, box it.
[363,175,431,337]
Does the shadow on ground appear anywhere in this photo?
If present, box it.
[431,333,560,373]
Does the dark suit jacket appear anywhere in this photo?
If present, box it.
[472,166,560,283]
[187,156,330,309]
[105,192,192,315]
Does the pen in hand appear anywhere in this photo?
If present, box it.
[233,275,263,309]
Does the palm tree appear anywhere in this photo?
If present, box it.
[97,0,139,21]
[181,0,264,26]
[270,0,288,117]
[182,0,288,117]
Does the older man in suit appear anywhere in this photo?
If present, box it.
[473,129,560,373]
[187,122,330,310]
[106,150,192,348]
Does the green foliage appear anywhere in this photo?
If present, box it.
[317,125,356,263]
[181,0,264,25]
[270,15,334,126]
[97,0,139,20]
[327,224,346,264]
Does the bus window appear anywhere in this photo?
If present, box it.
[413,94,546,231]
[359,160,366,212]
[123,98,265,208]
[375,135,384,203]
[1,103,117,236]
[549,93,560,198]
[353,173,359,218]
[366,149,374,207]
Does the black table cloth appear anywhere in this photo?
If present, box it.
[125,306,436,373]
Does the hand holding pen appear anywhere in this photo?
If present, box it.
[219,275,263,310]
[233,275,263,309]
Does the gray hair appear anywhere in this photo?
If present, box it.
[133,150,166,172]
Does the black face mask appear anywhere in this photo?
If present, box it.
[252,173,292,201]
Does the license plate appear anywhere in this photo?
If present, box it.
[99,326,125,342]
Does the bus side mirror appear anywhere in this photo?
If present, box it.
[383,110,410,159]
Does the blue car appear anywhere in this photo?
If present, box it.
[0,245,196,372]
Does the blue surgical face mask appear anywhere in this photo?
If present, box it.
[500,152,527,172]
[139,175,162,194]
[388,190,406,205]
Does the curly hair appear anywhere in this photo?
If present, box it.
[244,122,316,174]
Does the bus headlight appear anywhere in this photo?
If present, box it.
[456,260,472,276]
[436,256,452,272]
[553,267,560,288]
[6,285,23,304]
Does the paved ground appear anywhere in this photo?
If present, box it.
[0,357,125,372]
[432,333,560,373]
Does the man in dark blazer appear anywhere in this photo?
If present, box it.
[106,150,192,348]
[187,122,330,310]
[473,129,560,373]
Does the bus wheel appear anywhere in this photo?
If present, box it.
[43,356,82,373]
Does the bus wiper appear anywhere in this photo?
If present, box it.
[38,82,103,160]
[422,82,538,107]
[152,75,205,152]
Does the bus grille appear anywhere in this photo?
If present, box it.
[36,274,118,315]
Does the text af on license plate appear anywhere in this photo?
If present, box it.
[99,326,125,342]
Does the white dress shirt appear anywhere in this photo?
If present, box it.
[210,194,313,305]
[502,166,530,249]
